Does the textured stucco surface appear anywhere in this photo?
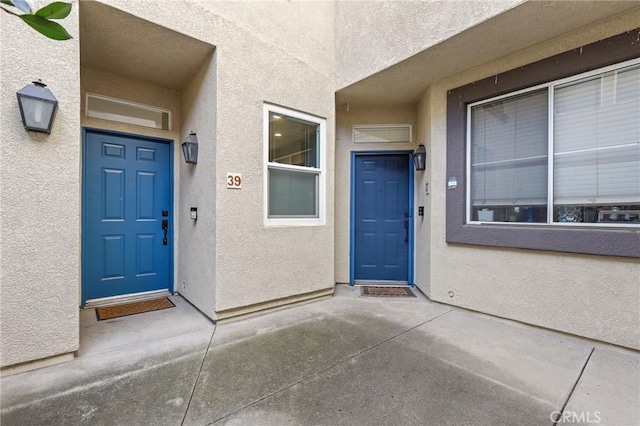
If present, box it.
[81,1,219,318]
[336,2,640,107]
[334,4,640,348]
[81,2,218,319]
[0,1,81,366]
[213,28,335,311]
[3,0,640,370]
[179,53,217,318]
[80,1,214,91]
[98,0,336,314]
[334,106,417,284]
[196,0,334,80]
[422,15,640,349]
[334,0,523,89]
[414,86,432,296]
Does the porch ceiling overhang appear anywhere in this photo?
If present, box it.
[80,1,214,90]
[336,1,640,108]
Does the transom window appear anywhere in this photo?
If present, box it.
[468,59,640,226]
[263,104,325,225]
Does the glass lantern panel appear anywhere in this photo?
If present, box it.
[20,97,56,131]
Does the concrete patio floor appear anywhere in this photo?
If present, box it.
[1,285,638,426]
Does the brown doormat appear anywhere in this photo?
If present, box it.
[96,297,175,321]
[361,286,416,297]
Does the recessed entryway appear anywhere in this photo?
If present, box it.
[82,129,173,307]
[351,152,414,285]
[78,294,214,360]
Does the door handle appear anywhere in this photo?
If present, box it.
[162,219,168,245]
[404,219,409,243]
[404,212,409,243]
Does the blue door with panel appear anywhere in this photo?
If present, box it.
[83,130,171,304]
[354,154,410,282]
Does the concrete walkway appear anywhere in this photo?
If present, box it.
[1,285,638,426]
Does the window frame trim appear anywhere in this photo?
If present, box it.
[263,103,326,227]
[465,57,640,228]
[446,28,640,258]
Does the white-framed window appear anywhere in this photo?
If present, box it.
[263,104,326,226]
[467,58,640,227]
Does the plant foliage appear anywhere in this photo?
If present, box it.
[1,0,72,40]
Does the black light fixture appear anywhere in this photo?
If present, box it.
[16,80,58,134]
[413,144,426,171]
[181,132,199,164]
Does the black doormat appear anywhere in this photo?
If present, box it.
[361,286,416,297]
[96,298,175,320]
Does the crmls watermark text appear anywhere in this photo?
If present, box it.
[551,411,601,424]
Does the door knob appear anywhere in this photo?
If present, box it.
[162,219,168,245]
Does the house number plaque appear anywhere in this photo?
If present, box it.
[227,173,242,189]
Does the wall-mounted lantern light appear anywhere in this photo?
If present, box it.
[16,80,58,134]
[181,132,199,164]
[413,144,426,171]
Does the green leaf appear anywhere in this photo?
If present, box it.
[0,2,21,16]
[35,2,71,19]
[7,0,31,13]
[19,14,72,40]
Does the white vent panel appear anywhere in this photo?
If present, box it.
[353,125,412,144]
[86,94,171,131]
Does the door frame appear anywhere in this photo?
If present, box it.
[349,150,415,286]
[81,127,175,306]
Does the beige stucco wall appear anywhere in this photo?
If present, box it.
[179,53,218,317]
[81,0,222,319]
[422,12,640,349]
[333,4,639,349]
[97,0,337,316]
[2,0,638,370]
[195,0,334,80]
[213,23,335,314]
[0,2,81,367]
[334,0,522,89]
[2,0,335,366]
[414,87,432,296]
[334,106,417,284]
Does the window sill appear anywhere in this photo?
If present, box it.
[447,222,640,258]
[468,221,640,229]
[264,218,325,227]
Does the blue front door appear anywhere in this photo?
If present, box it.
[83,130,172,304]
[354,154,410,282]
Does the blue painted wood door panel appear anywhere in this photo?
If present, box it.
[354,154,409,281]
[83,131,171,303]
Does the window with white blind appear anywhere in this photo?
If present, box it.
[470,90,549,223]
[263,104,326,226]
[468,59,640,226]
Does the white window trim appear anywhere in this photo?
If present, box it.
[263,103,326,227]
[465,57,640,228]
